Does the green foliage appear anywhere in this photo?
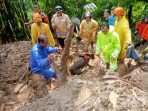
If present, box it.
[1,0,147,43]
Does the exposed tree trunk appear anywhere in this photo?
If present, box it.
[54,24,74,85]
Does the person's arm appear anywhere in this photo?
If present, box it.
[25,20,34,26]
[43,15,49,24]
[46,45,57,54]
[33,50,52,68]
[92,21,98,32]
[31,24,37,46]
[95,32,102,55]
[66,15,71,30]
[91,21,98,42]
[123,25,132,45]
[46,25,55,47]
[111,33,121,58]
[51,15,56,30]
[79,22,83,38]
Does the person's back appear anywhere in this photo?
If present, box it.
[108,15,115,26]
[142,24,148,41]
[114,16,131,42]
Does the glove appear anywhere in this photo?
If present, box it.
[111,50,120,58]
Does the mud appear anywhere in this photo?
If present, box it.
[0,41,148,111]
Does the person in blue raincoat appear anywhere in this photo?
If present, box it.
[30,35,60,82]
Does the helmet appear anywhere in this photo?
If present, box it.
[113,7,124,16]
[85,11,91,17]
[33,13,42,22]
[55,6,63,12]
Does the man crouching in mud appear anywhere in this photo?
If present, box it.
[30,35,61,89]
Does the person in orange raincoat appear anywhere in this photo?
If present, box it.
[134,15,148,48]
[31,13,55,46]
[114,7,132,60]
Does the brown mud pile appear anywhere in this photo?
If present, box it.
[0,41,148,111]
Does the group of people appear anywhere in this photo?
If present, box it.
[28,5,147,86]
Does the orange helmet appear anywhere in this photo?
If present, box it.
[113,7,124,16]
[33,13,42,22]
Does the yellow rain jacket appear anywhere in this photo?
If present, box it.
[31,22,55,46]
[114,16,132,60]
[79,19,98,43]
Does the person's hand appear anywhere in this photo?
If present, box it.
[56,47,62,53]
[52,24,57,30]
[48,54,55,61]
[110,56,116,63]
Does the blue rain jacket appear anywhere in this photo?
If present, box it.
[30,43,57,81]
[108,15,115,26]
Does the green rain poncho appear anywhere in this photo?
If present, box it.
[96,30,121,70]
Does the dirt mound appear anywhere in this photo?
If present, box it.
[17,75,148,111]
[0,41,31,99]
[0,41,148,111]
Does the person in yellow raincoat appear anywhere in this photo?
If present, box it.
[114,7,132,60]
[96,23,121,71]
[79,12,98,52]
[31,13,55,46]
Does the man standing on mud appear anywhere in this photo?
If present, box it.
[96,23,121,71]
[79,12,98,53]
[51,6,71,48]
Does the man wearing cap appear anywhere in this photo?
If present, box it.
[30,35,61,86]
[79,12,98,52]
[51,6,71,48]
[114,7,132,60]
[31,13,55,46]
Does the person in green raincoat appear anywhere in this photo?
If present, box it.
[96,23,121,71]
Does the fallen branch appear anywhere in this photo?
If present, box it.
[120,78,144,91]
[71,94,95,111]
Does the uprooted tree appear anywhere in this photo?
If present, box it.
[54,24,74,85]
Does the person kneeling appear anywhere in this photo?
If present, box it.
[96,23,121,71]
[30,35,60,89]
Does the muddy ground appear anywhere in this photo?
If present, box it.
[0,41,148,111]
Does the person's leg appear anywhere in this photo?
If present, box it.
[58,38,65,48]
[141,39,148,45]
[134,40,142,48]
[35,68,56,81]
[109,56,118,71]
